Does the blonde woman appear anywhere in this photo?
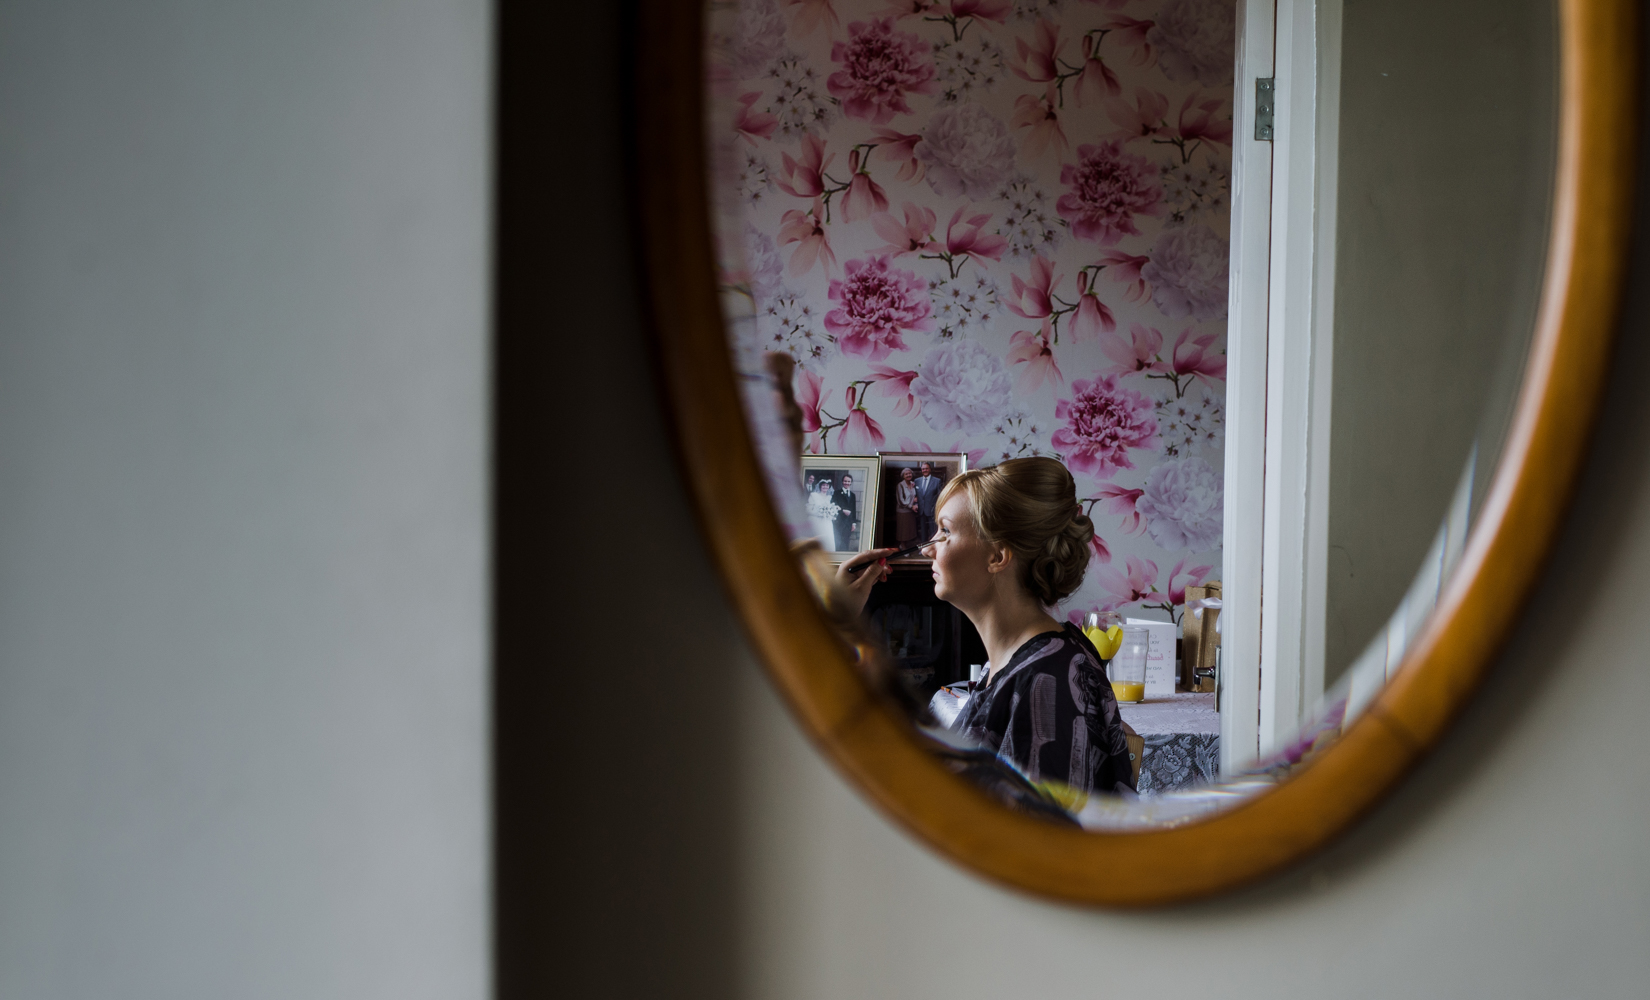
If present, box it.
[925,457,1134,795]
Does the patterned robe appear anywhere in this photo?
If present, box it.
[950,624,1135,795]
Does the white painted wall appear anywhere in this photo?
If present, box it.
[0,2,490,998]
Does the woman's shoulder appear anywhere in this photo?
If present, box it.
[998,627,1094,686]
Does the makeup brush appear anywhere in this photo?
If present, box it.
[845,539,934,574]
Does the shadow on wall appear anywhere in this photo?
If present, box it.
[494,3,742,997]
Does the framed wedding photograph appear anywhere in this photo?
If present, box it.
[798,455,882,562]
[875,452,967,564]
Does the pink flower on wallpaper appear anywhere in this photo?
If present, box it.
[1174,92,1232,147]
[734,92,779,145]
[706,0,1237,614]
[1074,35,1122,106]
[786,0,840,37]
[1009,19,1066,83]
[912,342,1013,434]
[840,152,891,222]
[868,363,922,418]
[1007,326,1063,395]
[1103,322,1166,374]
[948,0,1012,23]
[1097,249,1152,302]
[1149,0,1237,88]
[1163,558,1214,605]
[1011,87,1069,163]
[1167,327,1226,386]
[1095,555,1165,610]
[943,206,1009,262]
[870,128,925,182]
[1136,456,1223,550]
[778,200,836,277]
[1103,15,1158,67]
[795,368,824,434]
[1070,270,1116,339]
[725,0,787,79]
[1094,484,1147,534]
[776,133,833,199]
[1104,88,1169,142]
[1052,375,1159,476]
[1004,254,1061,320]
[827,19,938,125]
[1141,223,1228,319]
[1058,141,1162,246]
[824,255,934,360]
[871,203,939,256]
[915,104,1016,199]
[840,386,889,451]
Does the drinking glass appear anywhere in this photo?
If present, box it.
[1084,610,1122,632]
[1109,626,1149,703]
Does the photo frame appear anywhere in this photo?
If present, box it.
[798,455,882,562]
[875,452,967,564]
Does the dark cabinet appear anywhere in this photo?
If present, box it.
[864,568,985,703]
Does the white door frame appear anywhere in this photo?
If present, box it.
[1219,0,1275,774]
[1223,0,1341,768]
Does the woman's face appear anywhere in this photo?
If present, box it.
[901,468,914,482]
[926,493,995,607]
[818,481,833,494]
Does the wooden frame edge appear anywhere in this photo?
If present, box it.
[632,0,1637,906]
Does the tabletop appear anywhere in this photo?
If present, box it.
[1118,692,1220,794]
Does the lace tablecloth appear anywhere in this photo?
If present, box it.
[1118,693,1220,794]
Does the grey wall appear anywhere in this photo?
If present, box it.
[1324,0,1557,685]
[0,2,489,998]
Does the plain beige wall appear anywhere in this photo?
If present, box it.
[1324,0,1557,686]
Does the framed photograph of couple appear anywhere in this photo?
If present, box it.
[798,455,882,563]
[876,452,967,564]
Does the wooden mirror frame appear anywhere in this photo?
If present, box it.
[632,0,1637,905]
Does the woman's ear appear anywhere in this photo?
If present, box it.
[986,541,1014,575]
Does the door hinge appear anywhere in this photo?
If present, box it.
[1254,77,1275,141]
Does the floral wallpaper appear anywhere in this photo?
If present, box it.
[706,0,1234,625]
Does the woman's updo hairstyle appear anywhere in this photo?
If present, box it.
[934,456,1095,605]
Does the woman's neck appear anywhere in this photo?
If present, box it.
[968,591,1062,682]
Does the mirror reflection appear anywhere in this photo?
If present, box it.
[706,0,1555,827]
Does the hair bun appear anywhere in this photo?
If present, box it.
[1027,505,1095,605]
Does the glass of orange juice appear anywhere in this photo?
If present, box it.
[1109,626,1148,703]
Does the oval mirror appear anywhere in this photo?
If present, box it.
[635,0,1635,903]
